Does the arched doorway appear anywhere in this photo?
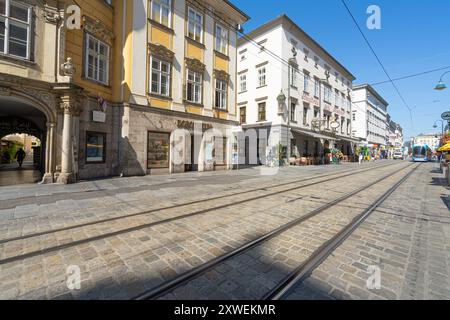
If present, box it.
[0,94,55,185]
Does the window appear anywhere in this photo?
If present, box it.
[290,66,297,87]
[147,131,170,169]
[347,119,351,135]
[303,72,310,93]
[85,34,110,85]
[0,0,32,59]
[314,108,319,119]
[314,56,319,68]
[314,78,319,97]
[151,0,171,27]
[215,79,227,110]
[86,132,106,163]
[257,66,266,87]
[239,73,247,93]
[240,107,246,124]
[324,85,331,103]
[335,89,340,106]
[258,102,266,121]
[341,117,345,133]
[187,7,202,42]
[149,57,170,96]
[326,114,330,129]
[303,104,309,126]
[291,102,296,122]
[215,24,228,54]
[186,69,202,103]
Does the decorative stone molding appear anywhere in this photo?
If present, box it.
[185,57,205,73]
[0,86,11,96]
[213,69,229,82]
[148,43,175,62]
[60,95,82,116]
[82,15,114,45]
[44,4,62,24]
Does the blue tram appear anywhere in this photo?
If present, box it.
[412,144,431,162]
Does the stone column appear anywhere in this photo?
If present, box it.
[57,96,79,184]
[41,122,56,184]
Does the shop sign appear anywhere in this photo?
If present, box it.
[177,120,213,132]
[92,111,106,123]
[302,93,319,107]
[441,111,450,121]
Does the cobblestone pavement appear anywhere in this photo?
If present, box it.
[285,162,450,300]
[0,161,447,300]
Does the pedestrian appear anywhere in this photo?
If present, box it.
[14,148,26,168]
[358,152,363,165]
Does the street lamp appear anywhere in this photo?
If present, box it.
[435,71,450,91]
[434,120,445,146]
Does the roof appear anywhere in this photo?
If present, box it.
[238,14,356,81]
[223,0,250,22]
[353,84,389,107]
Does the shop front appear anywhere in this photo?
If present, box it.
[120,105,235,176]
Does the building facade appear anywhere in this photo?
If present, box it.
[118,0,249,176]
[237,15,357,166]
[0,0,249,185]
[412,134,440,151]
[352,84,389,148]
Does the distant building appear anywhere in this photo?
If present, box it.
[352,84,389,148]
[412,134,440,151]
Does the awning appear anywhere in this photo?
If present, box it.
[335,136,365,144]
[291,128,339,141]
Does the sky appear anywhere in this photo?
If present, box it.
[233,0,450,140]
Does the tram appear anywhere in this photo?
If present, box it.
[412,144,431,162]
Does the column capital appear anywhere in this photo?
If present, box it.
[60,94,82,116]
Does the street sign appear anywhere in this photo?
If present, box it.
[441,111,450,120]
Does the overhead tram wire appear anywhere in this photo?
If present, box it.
[191,0,374,116]
[340,0,415,130]
[370,65,450,86]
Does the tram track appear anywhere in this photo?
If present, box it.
[133,163,419,300]
[0,162,407,266]
[0,161,398,245]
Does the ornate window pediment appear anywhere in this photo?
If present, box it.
[82,15,114,45]
[213,69,229,82]
[148,43,174,61]
[185,57,205,73]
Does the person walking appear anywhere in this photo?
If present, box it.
[358,151,363,165]
[14,148,26,168]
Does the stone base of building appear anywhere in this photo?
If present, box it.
[40,173,54,184]
[56,172,77,184]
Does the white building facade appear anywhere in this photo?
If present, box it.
[352,84,389,148]
[237,15,357,166]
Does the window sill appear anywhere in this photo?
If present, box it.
[214,107,228,112]
[81,76,111,88]
[256,85,267,89]
[148,18,175,34]
[238,90,247,94]
[183,100,204,108]
[148,93,173,101]
[185,36,206,49]
[214,50,229,60]
[86,161,106,165]
[0,53,35,67]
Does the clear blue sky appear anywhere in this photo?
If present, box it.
[234,0,450,140]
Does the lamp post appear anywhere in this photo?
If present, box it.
[435,71,450,91]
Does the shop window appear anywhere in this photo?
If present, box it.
[86,132,106,163]
[147,131,170,169]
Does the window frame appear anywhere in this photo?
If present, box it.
[257,66,266,87]
[303,72,310,93]
[215,23,228,55]
[187,6,203,43]
[150,0,172,27]
[214,79,227,110]
[149,56,171,97]
[85,131,107,164]
[0,0,32,60]
[258,102,266,122]
[85,33,110,85]
[240,106,246,124]
[186,68,203,104]
[239,73,247,93]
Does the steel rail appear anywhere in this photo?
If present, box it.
[0,162,400,246]
[133,163,417,300]
[264,164,420,300]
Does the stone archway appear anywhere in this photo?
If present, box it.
[0,90,57,184]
